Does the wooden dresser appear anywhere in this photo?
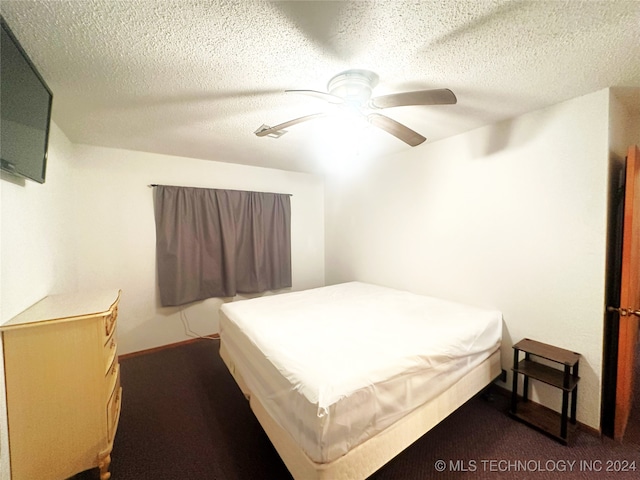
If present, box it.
[0,290,122,480]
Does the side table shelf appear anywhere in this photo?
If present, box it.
[509,338,581,445]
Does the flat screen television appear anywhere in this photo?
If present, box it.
[1,16,53,184]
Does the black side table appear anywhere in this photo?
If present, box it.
[509,338,581,444]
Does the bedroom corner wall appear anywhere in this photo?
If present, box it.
[324,89,612,430]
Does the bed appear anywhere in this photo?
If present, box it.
[219,282,502,479]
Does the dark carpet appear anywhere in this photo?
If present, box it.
[76,339,640,480]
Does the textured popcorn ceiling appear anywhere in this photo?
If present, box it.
[2,0,639,174]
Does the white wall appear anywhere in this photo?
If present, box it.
[0,122,79,480]
[1,123,79,320]
[610,90,640,160]
[1,129,325,354]
[69,144,325,354]
[325,89,612,429]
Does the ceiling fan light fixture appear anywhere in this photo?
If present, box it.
[256,71,456,147]
[327,69,379,107]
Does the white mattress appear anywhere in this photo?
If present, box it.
[219,282,502,463]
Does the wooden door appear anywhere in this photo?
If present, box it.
[614,145,640,440]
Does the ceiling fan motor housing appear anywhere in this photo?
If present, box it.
[327,69,379,107]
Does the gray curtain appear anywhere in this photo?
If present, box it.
[153,185,291,306]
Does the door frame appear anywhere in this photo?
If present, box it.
[601,145,639,438]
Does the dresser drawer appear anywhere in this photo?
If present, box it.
[106,358,119,396]
[107,372,122,443]
[103,323,118,374]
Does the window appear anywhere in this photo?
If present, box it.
[153,185,291,306]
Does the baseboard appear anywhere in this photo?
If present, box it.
[118,334,219,360]
[490,383,601,437]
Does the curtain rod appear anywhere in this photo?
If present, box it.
[148,184,292,196]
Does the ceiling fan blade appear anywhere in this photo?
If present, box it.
[367,113,426,147]
[370,89,457,109]
[255,113,327,137]
[285,90,345,104]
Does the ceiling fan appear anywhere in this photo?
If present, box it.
[254,69,457,147]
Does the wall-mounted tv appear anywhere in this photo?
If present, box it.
[1,16,53,184]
